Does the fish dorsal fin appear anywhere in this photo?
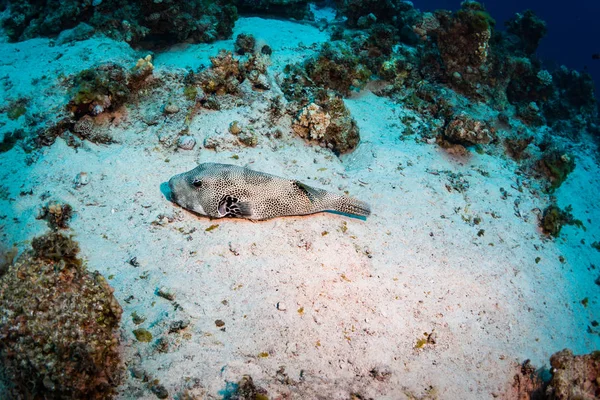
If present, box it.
[293,181,321,203]
[218,195,253,218]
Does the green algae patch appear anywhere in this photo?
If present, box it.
[133,328,153,342]
[540,204,583,237]
[0,129,24,153]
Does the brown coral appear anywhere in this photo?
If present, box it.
[292,93,360,154]
[198,50,243,95]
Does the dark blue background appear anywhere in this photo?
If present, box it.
[415,1,600,99]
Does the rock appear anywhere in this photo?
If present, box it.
[169,319,190,333]
[261,45,272,55]
[277,302,286,311]
[164,102,180,114]
[56,22,95,45]
[177,135,196,150]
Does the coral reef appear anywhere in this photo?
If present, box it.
[442,113,493,146]
[535,150,576,191]
[293,103,331,141]
[2,0,238,46]
[504,136,534,160]
[68,63,131,118]
[546,349,600,399]
[505,10,547,56]
[303,41,372,96]
[429,2,495,97]
[335,0,416,29]
[0,231,123,399]
[198,51,243,96]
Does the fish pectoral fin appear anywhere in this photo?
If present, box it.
[218,195,253,218]
[235,202,253,217]
[293,181,321,203]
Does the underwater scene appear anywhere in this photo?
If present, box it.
[0,0,599,398]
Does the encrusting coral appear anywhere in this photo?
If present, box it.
[0,231,123,399]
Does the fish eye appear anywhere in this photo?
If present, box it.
[192,179,203,188]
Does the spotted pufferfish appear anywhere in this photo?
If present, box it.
[168,163,371,220]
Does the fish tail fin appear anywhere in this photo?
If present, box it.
[295,181,371,218]
[332,195,371,217]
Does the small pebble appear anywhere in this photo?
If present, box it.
[169,319,190,333]
[277,302,286,311]
[177,135,196,150]
[215,319,225,327]
[164,103,179,114]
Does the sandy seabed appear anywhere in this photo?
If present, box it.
[0,15,599,400]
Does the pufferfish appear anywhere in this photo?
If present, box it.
[168,163,371,220]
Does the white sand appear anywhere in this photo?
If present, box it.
[0,16,599,400]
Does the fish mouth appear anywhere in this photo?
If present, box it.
[168,178,178,203]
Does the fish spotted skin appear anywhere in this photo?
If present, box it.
[168,163,371,220]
